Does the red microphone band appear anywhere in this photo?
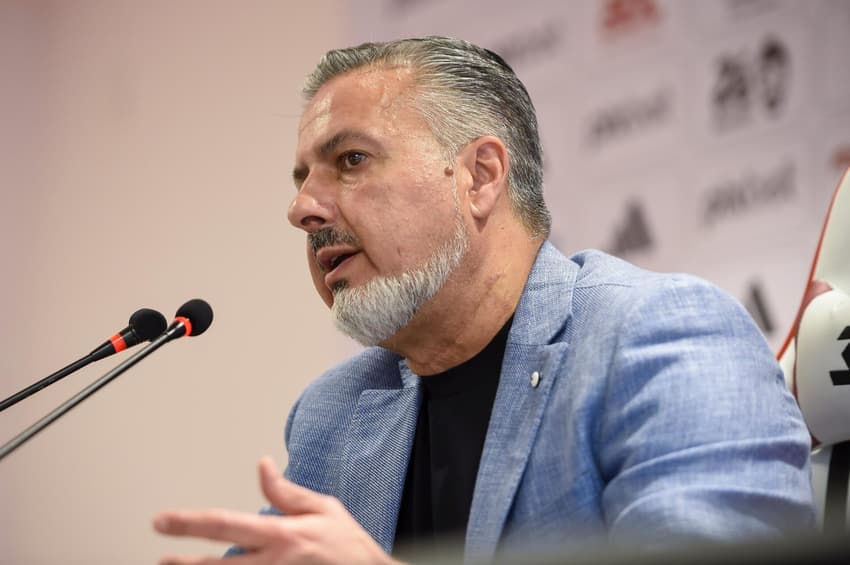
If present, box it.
[109,333,128,353]
[175,316,192,338]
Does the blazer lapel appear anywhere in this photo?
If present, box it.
[337,367,420,553]
[465,242,577,561]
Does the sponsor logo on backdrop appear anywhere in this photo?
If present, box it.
[384,0,436,15]
[606,200,654,256]
[600,0,662,37]
[584,87,673,151]
[743,280,776,336]
[721,0,782,19]
[711,36,792,130]
[491,21,564,69]
[701,160,796,228]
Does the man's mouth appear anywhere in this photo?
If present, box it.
[310,225,362,279]
[316,246,360,275]
[329,252,355,271]
[321,250,360,291]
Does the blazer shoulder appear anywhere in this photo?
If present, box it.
[568,249,751,330]
[571,249,670,289]
[300,346,404,402]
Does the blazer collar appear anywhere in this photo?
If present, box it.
[507,241,578,347]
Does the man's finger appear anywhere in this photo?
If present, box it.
[258,456,331,515]
[153,508,285,548]
[158,555,222,565]
[158,553,256,565]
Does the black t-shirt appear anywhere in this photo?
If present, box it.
[394,316,514,554]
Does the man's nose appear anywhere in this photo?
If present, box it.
[287,176,337,233]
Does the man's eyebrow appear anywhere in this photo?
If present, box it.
[318,130,378,157]
[292,130,379,187]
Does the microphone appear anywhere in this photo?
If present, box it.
[160,298,215,343]
[0,299,213,461]
[0,308,167,413]
[88,308,168,362]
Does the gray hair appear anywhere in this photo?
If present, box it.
[303,36,551,239]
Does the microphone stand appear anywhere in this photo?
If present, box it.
[0,323,185,462]
[0,356,93,413]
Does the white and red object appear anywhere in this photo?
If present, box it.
[777,167,850,532]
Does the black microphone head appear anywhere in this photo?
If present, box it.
[129,308,167,341]
[175,299,214,336]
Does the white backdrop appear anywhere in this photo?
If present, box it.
[348,0,850,352]
[0,2,351,563]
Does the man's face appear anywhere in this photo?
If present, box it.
[288,67,467,343]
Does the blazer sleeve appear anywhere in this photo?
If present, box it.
[594,275,816,545]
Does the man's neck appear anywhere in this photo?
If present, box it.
[382,237,543,376]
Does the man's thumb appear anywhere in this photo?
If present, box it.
[258,456,327,515]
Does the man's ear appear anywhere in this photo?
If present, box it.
[458,136,509,221]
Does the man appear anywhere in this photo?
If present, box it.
[154,37,815,564]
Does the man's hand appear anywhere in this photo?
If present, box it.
[153,457,399,565]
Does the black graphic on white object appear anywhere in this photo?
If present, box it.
[829,326,850,386]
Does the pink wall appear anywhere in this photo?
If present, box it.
[0,2,349,562]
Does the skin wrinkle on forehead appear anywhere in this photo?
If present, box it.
[298,65,424,146]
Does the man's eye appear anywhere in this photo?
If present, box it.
[339,152,366,170]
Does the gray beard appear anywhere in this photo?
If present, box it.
[330,215,468,346]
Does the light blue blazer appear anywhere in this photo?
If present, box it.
[279,242,815,561]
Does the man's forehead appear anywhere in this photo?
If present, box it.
[297,66,417,137]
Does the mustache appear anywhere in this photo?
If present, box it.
[309,226,359,257]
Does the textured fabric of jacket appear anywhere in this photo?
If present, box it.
[278,242,815,561]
